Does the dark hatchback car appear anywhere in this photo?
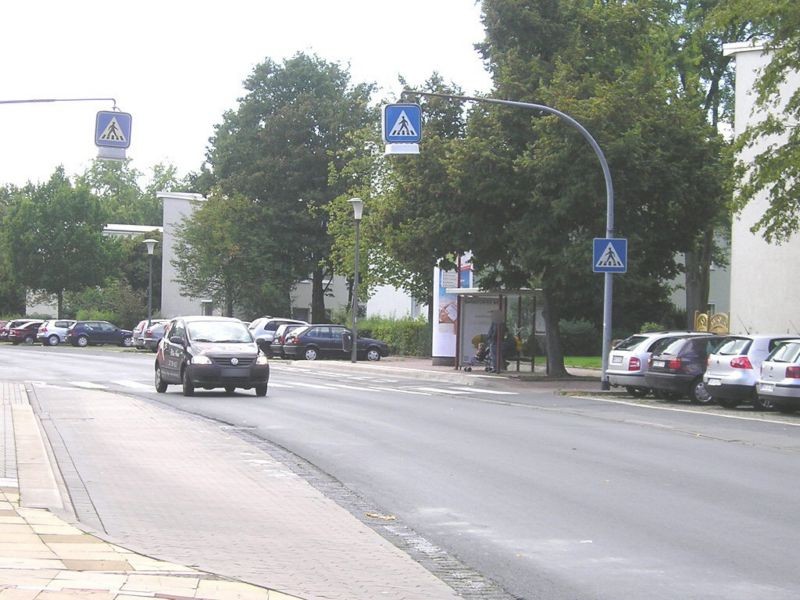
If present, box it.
[282,324,389,361]
[155,316,269,396]
[66,321,134,347]
[644,334,722,403]
[269,322,307,359]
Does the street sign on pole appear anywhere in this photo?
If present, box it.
[95,110,132,160]
[383,103,421,154]
[593,238,628,273]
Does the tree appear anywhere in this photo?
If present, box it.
[722,0,800,242]
[0,184,26,315]
[1,168,113,317]
[455,0,729,374]
[205,52,375,320]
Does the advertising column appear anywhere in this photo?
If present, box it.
[432,266,459,366]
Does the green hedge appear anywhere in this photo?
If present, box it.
[357,317,431,357]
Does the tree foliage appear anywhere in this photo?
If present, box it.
[205,52,375,319]
[1,168,112,317]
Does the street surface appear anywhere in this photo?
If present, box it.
[2,344,799,599]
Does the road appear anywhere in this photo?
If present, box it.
[2,344,799,599]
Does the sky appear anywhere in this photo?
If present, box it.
[0,0,492,187]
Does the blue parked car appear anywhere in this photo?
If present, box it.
[66,320,134,348]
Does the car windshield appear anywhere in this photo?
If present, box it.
[187,321,253,343]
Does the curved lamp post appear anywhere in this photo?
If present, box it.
[143,238,158,326]
[349,198,363,363]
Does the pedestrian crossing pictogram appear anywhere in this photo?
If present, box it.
[595,243,624,268]
[98,117,127,143]
[389,110,418,138]
[592,237,627,273]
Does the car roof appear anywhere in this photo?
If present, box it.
[175,316,244,323]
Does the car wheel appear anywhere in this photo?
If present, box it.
[24,335,35,345]
[48,335,60,347]
[304,347,318,361]
[716,398,739,409]
[77,335,89,348]
[121,336,133,347]
[752,394,775,411]
[181,369,194,396]
[365,347,382,361]
[689,378,713,404]
[225,385,236,394]
[625,386,649,398]
[255,383,268,397]
[154,366,168,393]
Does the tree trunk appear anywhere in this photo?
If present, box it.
[311,267,327,323]
[57,290,63,319]
[684,228,714,329]
[542,286,568,377]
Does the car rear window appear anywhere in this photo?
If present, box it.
[767,341,800,363]
[614,335,649,351]
[715,337,752,356]
[652,337,687,356]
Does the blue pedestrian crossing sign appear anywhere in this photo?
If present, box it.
[95,111,132,149]
[593,238,628,273]
[383,103,421,144]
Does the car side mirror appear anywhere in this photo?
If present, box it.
[169,335,183,345]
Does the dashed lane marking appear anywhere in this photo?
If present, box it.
[70,381,108,389]
[411,387,471,395]
[115,380,153,391]
[449,386,518,396]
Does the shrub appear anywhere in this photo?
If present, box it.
[356,316,430,356]
[558,318,601,355]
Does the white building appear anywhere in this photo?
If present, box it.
[724,42,800,334]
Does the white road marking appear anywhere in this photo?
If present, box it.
[115,380,153,391]
[411,387,471,395]
[70,381,108,389]
[449,386,518,396]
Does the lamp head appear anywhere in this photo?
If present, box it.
[348,197,363,221]
[143,238,158,255]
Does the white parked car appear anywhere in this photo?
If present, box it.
[756,339,800,414]
[248,317,307,353]
[704,334,795,410]
[607,331,707,397]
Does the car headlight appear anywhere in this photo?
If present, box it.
[256,354,268,365]
[191,355,213,365]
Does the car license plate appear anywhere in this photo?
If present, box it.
[760,383,774,393]
[612,355,623,364]
[707,378,721,386]
[652,360,665,368]
[222,367,244,377]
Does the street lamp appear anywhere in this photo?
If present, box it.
[349,198,363,363]
[143,239,158,327]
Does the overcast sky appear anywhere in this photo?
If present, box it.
[0,0,492,187]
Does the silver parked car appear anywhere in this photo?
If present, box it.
[36,319,77,346]
[607,331,707,397]
[704,334,795,410]
[248,317,307,354]
[756,339,800,414]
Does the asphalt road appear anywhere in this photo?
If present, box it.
[2,344,799,599]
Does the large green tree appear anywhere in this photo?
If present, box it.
[206,53,375,320]
[1,168,112,317]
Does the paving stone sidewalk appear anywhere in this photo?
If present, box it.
[2,380,461,600]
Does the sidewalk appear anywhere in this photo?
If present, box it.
[1,381,301,600]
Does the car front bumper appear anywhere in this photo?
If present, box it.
[186,363,270,388]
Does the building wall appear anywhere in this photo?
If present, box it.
[157,191,213,318]
[725,43,800,334]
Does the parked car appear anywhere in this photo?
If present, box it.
[607,331,710,397]
[756,339,800,414]
[66,321,134,347]
[142,320,169,352]
[155,316,269,396]
[704,334,796,410]
[36,319,77,346]
[8,320,44,345]
[133,319,168,351]
[1,319,34,342]
[644,334,722,403]
[248,317,307,354]
[269,322,307,359]
[283,324,389,361]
